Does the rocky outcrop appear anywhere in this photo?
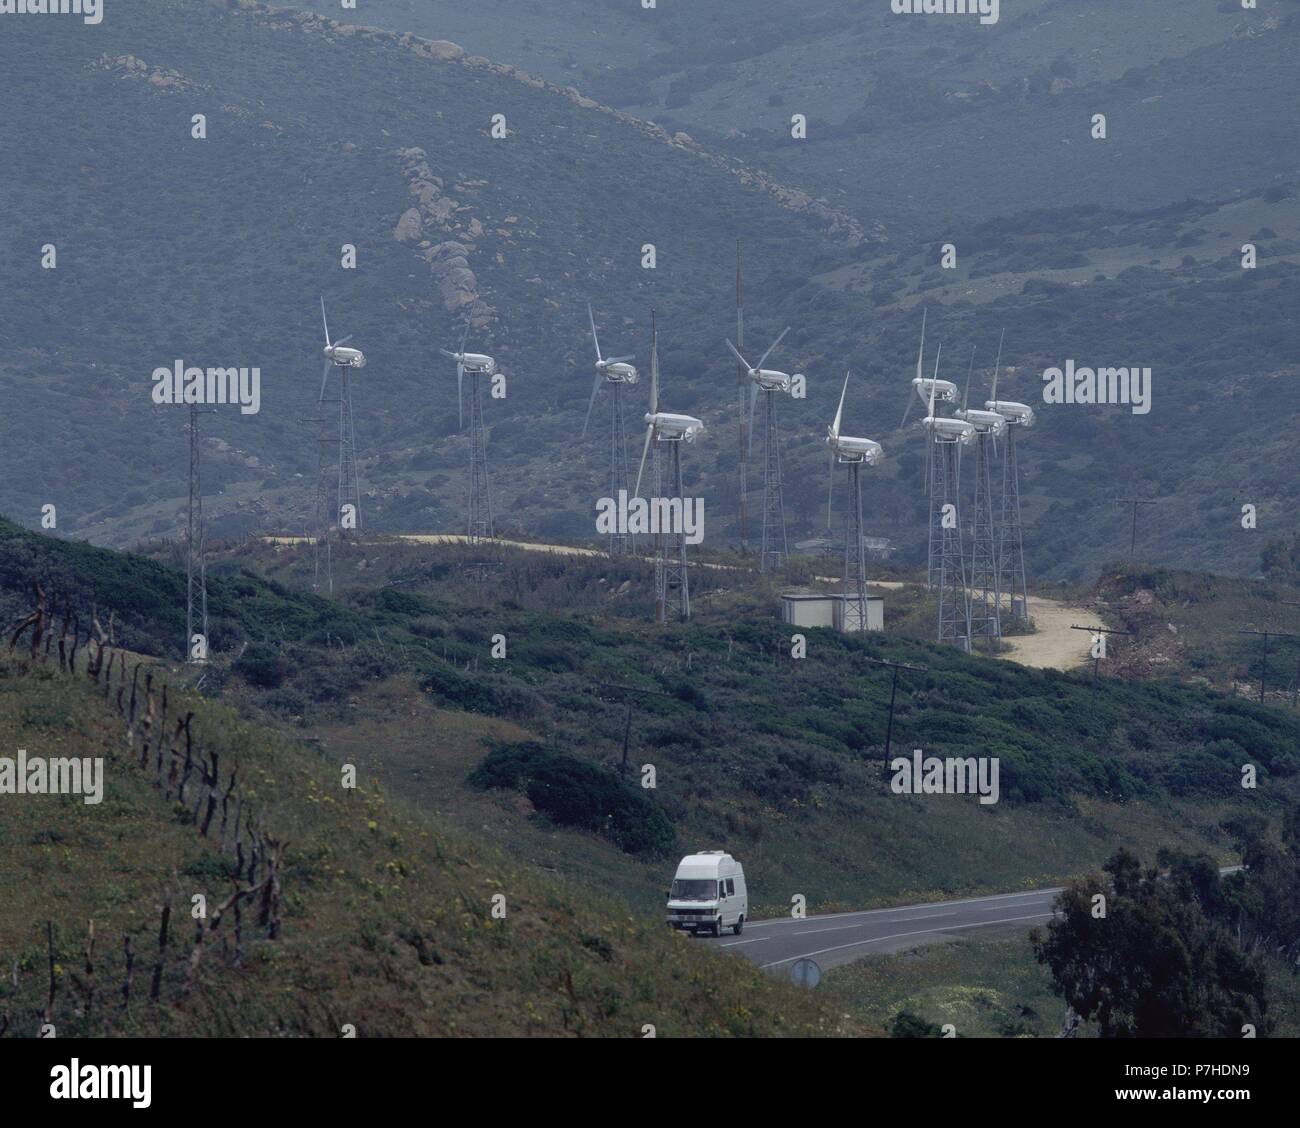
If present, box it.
[90,54,195,93]
[226,0,882,249]
[395,149,494,325]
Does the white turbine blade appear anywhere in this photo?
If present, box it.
[582,374,602,439]
[588,302,603,362]
[319,356,331,402]
[833,370,849,438]
[991,327,1006,403]
[459,319,470,357]
[457,362,465,430]
[755,326,790,373]
[649,312,659,416]
[899,393,915,430]
[929,344,942,417]
[915,307,927,384]
[724,338,750,371]
[634,424,655,498]
[962,345,976,412]
[335,334,353,348]
[320,296,331,347]
[606,354,635,365]
[747,383,759,460]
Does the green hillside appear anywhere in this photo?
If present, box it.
[0,541,857,1037]
[4,519,1297,923]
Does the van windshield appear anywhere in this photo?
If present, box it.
[670,879,718,901]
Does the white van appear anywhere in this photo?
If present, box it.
[665,851,748,937]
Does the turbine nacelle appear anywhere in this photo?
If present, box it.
[750,369,796,393]
[644,411,704,442]
[954,407,1007,436]
[827,430,884,465]
[324,344,366,369]
[912,376,958,406]
[725,329,794,394]
[441,349,496,375]
[924,416,976,445]
[596,359,639,384]
[986,399,1035,427]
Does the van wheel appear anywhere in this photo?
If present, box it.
[712,918,723,938]
[733,916,744,936]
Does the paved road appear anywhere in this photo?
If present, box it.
[700,866,1243,973]
[698,887,1063,971]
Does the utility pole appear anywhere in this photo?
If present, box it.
[1238,627,1300,705]
[1113,497,1158,561]
[1069,623,1135,681]
[186,404,217,663]
[594,682,674,774]
[863,656,927,762]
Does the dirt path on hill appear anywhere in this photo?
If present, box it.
[1001,594,1096,671]
[266,535,1099,673]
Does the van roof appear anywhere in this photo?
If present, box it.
[675,852,739,873]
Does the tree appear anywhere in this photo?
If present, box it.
[1032,848,1271,1037]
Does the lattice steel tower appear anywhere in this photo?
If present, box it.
[656,439,691,623]
[984,342,1034,624]
[466,368,494,544]
[929,435,972,651]
[968,428,1000,647]
[758,388,789,574]
[637,310,703,623]
[726,324,794,575]
[826,371,883,633]
[336,365,361,538]
[955,343,1003,650]
[841,459,868,631]
[607,382,634,555]
[583,302,637,556]
[996,423,1029,621]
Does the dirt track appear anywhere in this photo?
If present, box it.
[1000,594,1096,672]
[267,534,1100,673]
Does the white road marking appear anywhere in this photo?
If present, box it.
[740,886,1068,931]
[759,911,1054,969]
[717,937,769,948]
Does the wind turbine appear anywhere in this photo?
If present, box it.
[984,333,1035,623]
[725,325,797,574]
[826,371,884,633]
[955,339,1008,650]
[316,297,365,583]
[635,311,704,622]
[583,303,638,555]
[441,322,497,543]
[918,341,974,651]
[899,311,958,580]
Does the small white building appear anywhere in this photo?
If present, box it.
[781,590,884,633]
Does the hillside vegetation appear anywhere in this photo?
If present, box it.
[0,590,855,1038]
[4,519,1297,923]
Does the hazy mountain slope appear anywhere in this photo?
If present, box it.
[316,0,1300,231]
[1,0,1295,584]
[0,0,859,545]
